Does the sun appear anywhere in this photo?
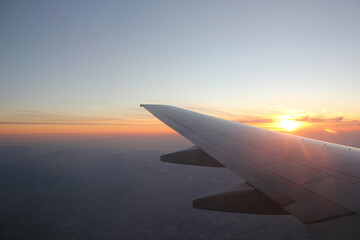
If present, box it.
[279,115,301,131]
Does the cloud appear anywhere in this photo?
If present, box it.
[235,117,274,124]
[292,115,360,131]
[0,111,163,126]
[185,106,235,117]
[295,115,344,123]
[184,106,274,124]
[6,111,124,122]
[325,129,337,134]
[0,122,129,125]
[0,110,161,125]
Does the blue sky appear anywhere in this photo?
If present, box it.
[1,0,360,133]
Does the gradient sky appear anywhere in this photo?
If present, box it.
[1,0,360,135]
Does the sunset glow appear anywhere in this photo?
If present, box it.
[278,115,302,131]
[0,122,174,135]
[1,2,360,239]
[2,109,360,135]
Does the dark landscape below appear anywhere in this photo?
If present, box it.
[0,133,325,240]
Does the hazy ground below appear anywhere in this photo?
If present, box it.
[0,133,323,239]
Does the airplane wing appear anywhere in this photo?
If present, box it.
[141,104,360,240]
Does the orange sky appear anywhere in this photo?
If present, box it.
[0,120,173,135]
[1,106,359,135]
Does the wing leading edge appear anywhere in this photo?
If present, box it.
[141,104,360,239]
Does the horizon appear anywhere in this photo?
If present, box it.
[1,1,360,139]
[1,2,360,239]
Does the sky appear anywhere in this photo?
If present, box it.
[1,0,360,137]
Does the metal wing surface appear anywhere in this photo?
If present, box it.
[141,104,360,239]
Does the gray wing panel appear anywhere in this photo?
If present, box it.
[141,104,360,224]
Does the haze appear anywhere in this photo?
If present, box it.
[1,0,360,136]
[1,1,359,239]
